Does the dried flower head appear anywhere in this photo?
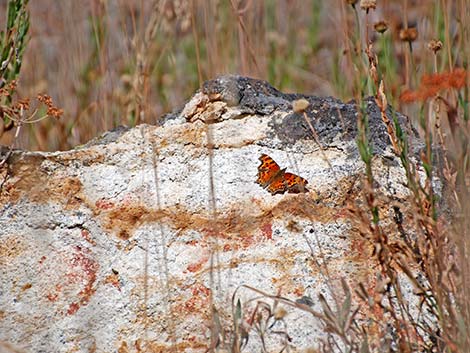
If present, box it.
[17,98,30,111]
[0,80,17,97]
[360,0,376,12]
[7,80,17,92]
[428,39,443,54]
[400,68,467,103]
[37,94,64,119]
[399,27,418,42]
[292,98,310,113]
[346,0,359,6]
[374,21,388,33]
[274,306,288,320]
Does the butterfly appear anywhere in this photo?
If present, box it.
[256,154,308,195]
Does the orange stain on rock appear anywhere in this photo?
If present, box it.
[349,235,371,262]
[186,262,203,273]
[186,254,209,273]
[0,236,26,265]
[117,341,129,353]
[334,206,350,219]
[293,286,305,297]
[47,292,59,302]
[95,198,115,210]
[67,302,80,315]
[186,239,199,246]
[261,223,273,240]
[102,204,147,240]
[183,284,211,313]
[104,273,121,291]
[81,229,96,245]
[21,283,32,291]
[241,234,256,249]
[66,246,99,315]
[46,284,62,302]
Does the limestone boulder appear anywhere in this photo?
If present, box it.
[0,76,427,352]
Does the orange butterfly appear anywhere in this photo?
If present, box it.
[256,154,308,195]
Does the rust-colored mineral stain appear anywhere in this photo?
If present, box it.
[241,233,256,249]
[142,339,208,352]
[117,341,129,353]
[183,284,211,313]
[293,286,305,297]
[186,262,203,273]
[95,198,115,210]
[54,177,83,208]
[21,283,32,291]
[0,152,90,207]
[66,246,99,315]
[334,206,351,219]
[0,155,44,204]
[118,229,131,240]
[97,196,336,246]
[186,253,209,273]
[261,222,273,240]
[273,195,333,222]
[192,284,210,297]
[104,273,121,291]
[47,292,59,302]
[0,236,26,265]
[348,233,374,263]
[103,204,148,240]
[30,176,83,207]
[81,229,96,245]
[67,302,80,315]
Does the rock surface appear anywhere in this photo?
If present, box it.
[0,75,426,352]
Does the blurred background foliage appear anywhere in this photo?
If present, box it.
[0,0,467,151]
[1,1,470,351]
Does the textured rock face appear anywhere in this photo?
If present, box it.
[1,76,425,352]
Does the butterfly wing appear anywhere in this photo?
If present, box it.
[257,154,282,188]
[266,173,289,195]
[284,172,309,193]
[257,154,309,195]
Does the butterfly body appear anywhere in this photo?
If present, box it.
[256,154,308,195]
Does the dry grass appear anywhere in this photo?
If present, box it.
[1,0,470,352]
[1,0,464,151]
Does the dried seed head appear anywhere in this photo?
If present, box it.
[37,94,64,119]
[399,27,418,42]
[374,20,388,33]
[346,0,359,6]
[360,0,376,12]
[274,306,288,320]
[428,39,443,53]
[0,80,17,96]
[292,98,310,113]
[17,98,30,111]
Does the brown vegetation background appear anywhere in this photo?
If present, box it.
[1,0,467,151]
